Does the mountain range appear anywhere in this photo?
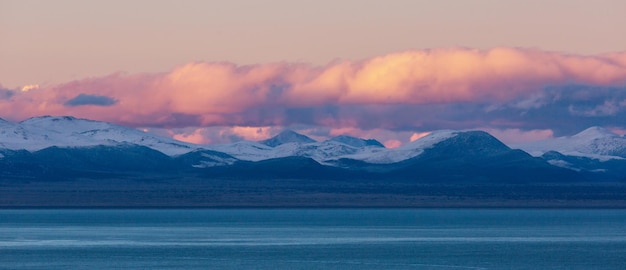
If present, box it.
[2,116,626,207]
[1,116,626,182]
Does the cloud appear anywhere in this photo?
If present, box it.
[171,128,211,144]
[568,100,622,117]
[164,125,420,147]
[167,126,280,145]
[608,127,626,136]
[162,124,551,147]
[0,87,14,100]
[482,128,554,144]
[64,93,117,107]
[383,139,402,148]
[21,84,39,92]
[410,132,431,142]
[1,47,625,142]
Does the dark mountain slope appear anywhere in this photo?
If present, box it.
[392,131,584,183]
[30,144,176,172]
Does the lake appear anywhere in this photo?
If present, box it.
[1,209,625,269]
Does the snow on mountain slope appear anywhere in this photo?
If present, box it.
[259,130,459,164]
[260,130,316,147]
[209,131,444,165]
[0,117,61,151]
[209,140,367,163]
[271,140,376,164]
[0,116,492,165]
[338,130,459,164]
[8,115,593,167]
[514,127,626,160]
[212,131,385,163]
[1,116,198,155]
[208,140,275,161]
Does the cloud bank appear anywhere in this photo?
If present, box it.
[1,47,625,144]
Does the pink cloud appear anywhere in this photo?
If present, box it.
[1,47,625,136]
[172,128,211,144]
[167,126,280,145]
[608,127,626,136]
[483,128,555,145]
[383,139,402,148]
[409,132,431,142]
[226,126,275,141]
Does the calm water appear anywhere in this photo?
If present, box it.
[1,209,625,269]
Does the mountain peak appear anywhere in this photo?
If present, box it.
[515,126,626,160]
[572,126,617,139]
[260,130,316,147]
[329,135,385,148]
[414,130,511,159]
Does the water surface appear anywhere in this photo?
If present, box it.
[1,209,624,269]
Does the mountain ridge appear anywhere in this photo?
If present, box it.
[1,116,626,181]
[260,130,316,147]
[3,117,626,207]
[515,126,626,160]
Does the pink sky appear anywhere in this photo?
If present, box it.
[1,0,625,146]
[2,0,625,89]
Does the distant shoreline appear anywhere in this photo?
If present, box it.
[4,177,626,209]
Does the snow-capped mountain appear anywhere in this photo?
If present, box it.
[340,130,458,164]
[208,140,275,161]
[514,127,626,160]
[259,130,316,147]
[0,116,198,155]
[0,116,520,166]
[3,115,626,181]
[208,130,457,165]
[208,132,386,163]
[3,117,623,208]
[271,140,377,164]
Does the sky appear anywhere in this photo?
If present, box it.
[1,0,626,147]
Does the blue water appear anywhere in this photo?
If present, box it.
[1,209,625,269]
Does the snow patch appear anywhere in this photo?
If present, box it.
[208,141,275,161]
[191,156,238,168]
[547,159,577,170]
[338,130,458,164]
[1,116,199,155]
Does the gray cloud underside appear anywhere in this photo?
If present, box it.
[64,94,117,107]
[133,84,626,136]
